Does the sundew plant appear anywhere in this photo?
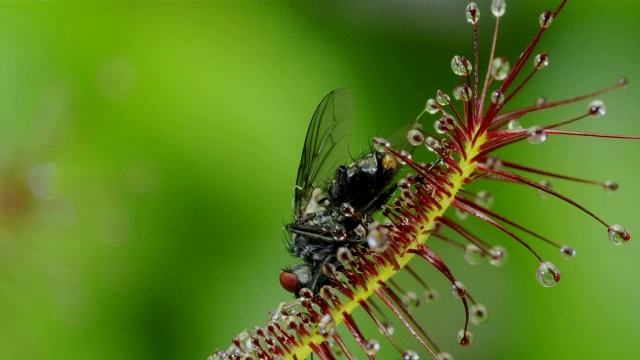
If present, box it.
[212,1,637,359]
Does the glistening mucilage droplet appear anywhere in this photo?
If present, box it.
[488,246,507,267]
[608,224,630,245]
[425,99,439,114]
[527,126,547,144]
[536,261,561,287]
[491,57,510,80]
[457,329,473,346]
[560,246,576,259]
[465,2,480,25]
[491,0,506,17]
[451,55,472,76]
[402,350,420,360]
[450,281,467,299]
[470,303,489,325]
[464,244,485,265]
[365,339,381,355]
[437,90,451,106]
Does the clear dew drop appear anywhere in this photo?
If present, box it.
[536,261,561,287]
[560,246,576,259]
[470,304,489,325]
[536,96,548,106]
[485,157,503,172]
[367,228,389,252]
[373,137,390,152]
[402,291,421,310]
[336,247,353,266]
[434,120,446,135]
[398,150,412,165]
[537,179,553,199]
[425,99,440,114]
[458,84,472,101]
[331,224,347,240]
[455,208,469,220]
[424,288,439,303]
[436,90,451,106]
[608,224,631,245]
[491,0,506,17]
[452,85,463,100]
[442,116,456,131]
[603,180,618,193]
[433,117,456,136]
[235,330,253,352]
[320,284,335,299]
[382,321,395,336]
[464,244,485,265]
[340,202,355,217]
[436,352,454,360]
[441,139,453,155]
[319,315,336,337]
[474,190,493,209]
[364,339,380,355]
[451,55,472,76]
[284,315,299,330]
[508,119,522,130]
[398,178,411,190]
[533,53,549,69]
[527,126,547,144]
[322,263,337,277]
[491,90,505,105]
[451,281,467,299]
[402,350,420,360]
[539,9,554,28]
[407,129,425,146]
[457,329,474,346]
[588,100,606,117]
[451,56,463,75]
[405,173,417,184]
[424,136,441,152]
[298,288,314,299]
[619,77,629,88]
[209,352,224,360]
[488,246,507,267]
[465,2,480,25]
[490,57,510,81]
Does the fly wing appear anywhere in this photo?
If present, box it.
[294,88,352,219]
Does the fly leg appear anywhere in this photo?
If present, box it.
[308,255,336,293]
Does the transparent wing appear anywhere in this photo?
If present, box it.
[294,88,352,218]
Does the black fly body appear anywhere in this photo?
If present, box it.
[279,89,419,296]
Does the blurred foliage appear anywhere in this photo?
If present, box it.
[0,1,639,359]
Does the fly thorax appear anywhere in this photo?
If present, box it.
[347,153,377,178]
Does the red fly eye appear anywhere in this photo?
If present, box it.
[279,272,298,293]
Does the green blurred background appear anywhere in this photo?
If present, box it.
[0,1,639,359]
